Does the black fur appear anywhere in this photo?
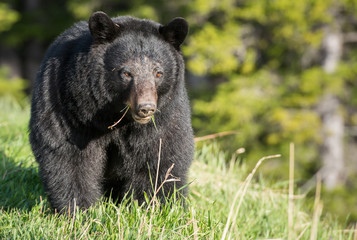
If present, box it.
[29,11,194,213]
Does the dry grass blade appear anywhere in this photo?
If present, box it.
[146,163,180,239]
[194,131,239,142]
[147,163,180,211]
[296,225,310,240]
[137,138,180,239]
[78,221,93,240]
[154,138,163,199]
[221,154,281,240]
[148,138,163,239]
[108,105,130,130]
[192,208,199,240]
[310,173,323,240]
[116,207,124,240]
[68,199,76,238]
[288,142,295,240]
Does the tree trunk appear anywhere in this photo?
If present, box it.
[318,94,345,189]
[318,28,345,190]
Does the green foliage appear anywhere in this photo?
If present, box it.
[0,98,355,239]
[186,0,357,168]
[67,0,100,19]
[235,0,331,71]
[184,22,241,75]
[0,3,19,32]
[0,1,76,47]
[123,4,158,21]
[185,1,357,225]
[67,0,158,21]
[0,67,28,102]
[236,0,331,43]
[192,69,323,181]
[193,70,277,140]
[184,0,332,76]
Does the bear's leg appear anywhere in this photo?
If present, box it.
[37,145,105,214]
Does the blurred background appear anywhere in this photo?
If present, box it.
[0,0,356,224]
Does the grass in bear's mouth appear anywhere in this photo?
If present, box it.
[108,105,158,131]
[151,115,158,131]
[108,105,130,130]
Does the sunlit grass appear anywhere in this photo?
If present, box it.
[0,97,355,239]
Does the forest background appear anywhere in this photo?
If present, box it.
[0,0,356,224]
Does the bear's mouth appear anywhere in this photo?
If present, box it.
[132,114,152,124]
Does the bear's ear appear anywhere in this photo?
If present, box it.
[89,11,120,44]
[159,18,188,50]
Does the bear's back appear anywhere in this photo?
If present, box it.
[42,21,92,62]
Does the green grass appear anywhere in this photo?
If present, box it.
[0,97,356,239]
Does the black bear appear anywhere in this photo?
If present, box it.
[29,11,194,213]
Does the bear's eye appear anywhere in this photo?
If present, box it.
[120,71,132,81]
[155,72,163,78]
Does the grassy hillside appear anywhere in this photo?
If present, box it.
[0,97,355,239]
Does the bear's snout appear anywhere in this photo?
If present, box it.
[131,102,157,124]
[129,79,158,124]
[137,102,156,118]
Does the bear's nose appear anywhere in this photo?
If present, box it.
[137,103,156,118]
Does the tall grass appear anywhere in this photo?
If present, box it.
[0,97,356,239]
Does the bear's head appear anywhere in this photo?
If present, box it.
[88,11,188,125]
